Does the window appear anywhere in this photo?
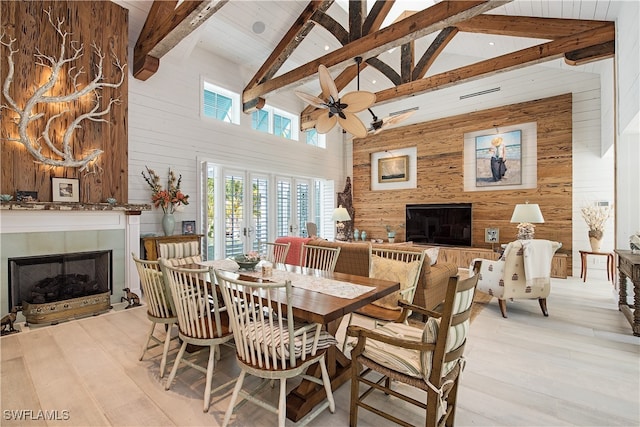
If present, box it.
[305,128,326,148]
[202,80,240,124]
[251,106,298,141]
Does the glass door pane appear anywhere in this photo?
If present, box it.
[296,180,310,237]
[225,172,244,258]
[276,178,291,237]
[251,175,269,252]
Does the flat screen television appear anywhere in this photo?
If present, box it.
[406,203,472,247]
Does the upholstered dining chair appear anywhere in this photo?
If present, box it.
[470,239,561,318]
[214,269,336,427]
[159,259,234,412]
[342,247,425,351]
[132,254,177,378]
[158,240,202,266]
[262,241,291,265]
[347,261,481,427]
[299,243,341,272]
[306,221,318,237]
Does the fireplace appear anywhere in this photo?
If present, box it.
[8,250,113,324]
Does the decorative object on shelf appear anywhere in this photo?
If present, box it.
[16,190,38,202]
[361,230,367,241]
[106,197,117,205]
[0,194,13,202]
[580,202,613,252]
[510,202,544,239]
[51,177,80,203]
[295,62,375,138]
[384,223,404,243]
[182,220,196,235]
[162,213,175,236]
[353,229,360,241]
[332,205,351,241]
[1,9,125,171]
[142,166,189,235]
[1,307,19,335]
[233,252,261,271]
[630,231,640,254]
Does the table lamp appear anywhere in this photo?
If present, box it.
[331,205,351,241]
[510,202,544,240]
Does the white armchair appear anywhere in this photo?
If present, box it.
[471,239,561,318]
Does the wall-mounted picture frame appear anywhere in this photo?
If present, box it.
[16,190,38,202]
[52,177,80,202]
[378,155,409,183]
[475,129,522,187]
[485,227,499,243]
[182,220,196,235]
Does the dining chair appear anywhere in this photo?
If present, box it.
[347,261,481,427]
[299,243,341,272]
[262,241,291,265]
[306,221,318,237]
[214,269,337,427]
[342,247,425,351]
[159,259,235,412]
[131,254,177,378]
[158,240,202,266]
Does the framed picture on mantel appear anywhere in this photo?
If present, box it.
[52,177,80,202]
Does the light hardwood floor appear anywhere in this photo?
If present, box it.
[1,274,638,426]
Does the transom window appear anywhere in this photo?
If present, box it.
[201,80,240,124]
[251,106,299,141]
[305,128,326,148]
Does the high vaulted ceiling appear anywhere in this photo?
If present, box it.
[115,0,619,131]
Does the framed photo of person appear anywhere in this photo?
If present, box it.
[182,220,196,235]
[52,177,80,202]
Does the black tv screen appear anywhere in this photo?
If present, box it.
[406,203,472,247]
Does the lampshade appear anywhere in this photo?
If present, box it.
[510,203,544,223]
[331,205,351,222]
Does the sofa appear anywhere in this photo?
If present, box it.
[306,239,459,311]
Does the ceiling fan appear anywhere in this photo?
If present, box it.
[367,107,417,134]
[295,63,376,139]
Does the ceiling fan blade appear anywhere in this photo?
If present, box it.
[338,113,369,139]
[341,91,376,113]
[295,91,327,109]
[316,113,338,134]
[318,65,339,101]
[382,110,416,127]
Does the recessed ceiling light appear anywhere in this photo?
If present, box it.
[324,45,330,51]
[372,80,376,84]
[252,21,265,34]
[489,42,495,46]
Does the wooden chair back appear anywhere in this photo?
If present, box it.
[262,241,291,265]
[299,244,341,272]
[159,260,226,340]
[132,254,174,319]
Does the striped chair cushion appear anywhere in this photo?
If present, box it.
[159,242,201,266]
[245,321,337,359]
[361,286,475,381]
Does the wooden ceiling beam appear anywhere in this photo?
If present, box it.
[243,0,508,103]
[564,41,615,65]
[413,27,459,80]
[373,24,615,106]
[133,0,228,81]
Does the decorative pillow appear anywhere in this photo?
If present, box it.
[424,247,439,265]
[370,255,422,310]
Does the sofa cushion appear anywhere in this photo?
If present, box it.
[425,247,439,265]
[370,255,422,310]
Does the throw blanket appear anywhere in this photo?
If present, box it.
[521,240,554,284]
[274,237,313,265]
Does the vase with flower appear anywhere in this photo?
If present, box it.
[384,223,404,243]
[142,166,190,236]
[580,203,612,252]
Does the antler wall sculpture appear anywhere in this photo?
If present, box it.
[0,8,126,171]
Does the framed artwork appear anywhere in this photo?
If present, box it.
[475,129,522,187]
[485,227,499,243]
[182,220,196,235]
[51,177,80,202]
[378,155,409,183]
[16,190,38,202]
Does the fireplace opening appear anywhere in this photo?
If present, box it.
[8,250,112,310]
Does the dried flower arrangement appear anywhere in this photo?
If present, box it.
[580,203,613,240]
[142,166,189,214]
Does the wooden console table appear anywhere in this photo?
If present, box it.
[142,234,203,261]
[579,250,615,284]
[614,250,640,336]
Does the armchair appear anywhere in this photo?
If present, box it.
[471,239,561,318]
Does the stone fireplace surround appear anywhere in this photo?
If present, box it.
[0,202,150,322]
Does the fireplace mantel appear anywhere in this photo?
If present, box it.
[0,201,150,212]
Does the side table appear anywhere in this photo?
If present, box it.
[614,250,640,337]
[579,250,615,285]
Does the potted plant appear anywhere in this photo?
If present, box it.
[384,223,404,243]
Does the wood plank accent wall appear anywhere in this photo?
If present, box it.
[0,1,128,203]
[352,93,573,270]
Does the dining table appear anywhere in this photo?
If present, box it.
[198,260,400,422]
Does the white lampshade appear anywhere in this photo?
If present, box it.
[331,205,351,222]
[510,203,544,224]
